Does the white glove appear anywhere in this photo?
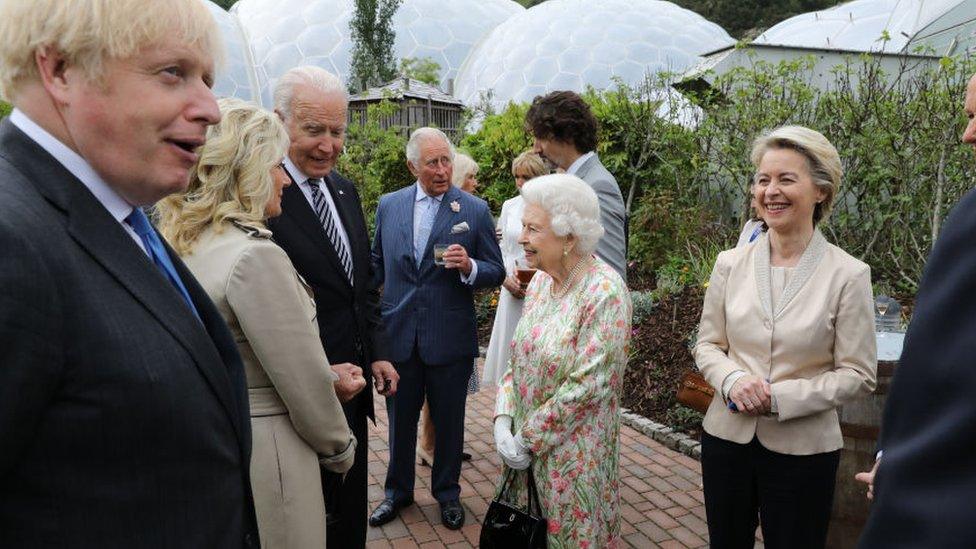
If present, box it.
[494,415,531,470]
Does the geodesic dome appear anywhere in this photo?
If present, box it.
[231,0,523,107]
[754,0,976,55]
[453,0,734,111]
[205,1,264,104]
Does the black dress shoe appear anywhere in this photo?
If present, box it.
[440,499,465,530]
[461,451,472,461]
[368,497,412,527]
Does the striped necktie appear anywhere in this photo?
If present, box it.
[307,178,353,284]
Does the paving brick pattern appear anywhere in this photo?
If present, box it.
[363,363,762,548]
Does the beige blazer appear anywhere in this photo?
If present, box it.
[182,222,355,549]
[694,230,877,455]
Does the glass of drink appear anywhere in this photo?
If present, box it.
[514,258,536,290]
[433,243,449,266]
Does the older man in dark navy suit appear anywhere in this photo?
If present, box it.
[368,127,504,530]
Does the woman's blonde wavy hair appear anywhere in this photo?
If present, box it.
[157,98,290,256]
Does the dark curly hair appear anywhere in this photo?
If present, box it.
[524,91,598,153]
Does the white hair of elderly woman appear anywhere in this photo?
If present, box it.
[520,173,605,254]
[406,127,456,166]
[451,152,478,188]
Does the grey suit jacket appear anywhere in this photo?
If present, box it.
[575,154,627,281]
[0,119,257,548]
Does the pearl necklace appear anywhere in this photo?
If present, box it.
[550,256,592,299]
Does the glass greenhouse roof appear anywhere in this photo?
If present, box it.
[754,0,976,56]
[453,0,734,112]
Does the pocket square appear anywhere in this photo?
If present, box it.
[451,222,470,234]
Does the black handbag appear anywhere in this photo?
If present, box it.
[479,467,548,549]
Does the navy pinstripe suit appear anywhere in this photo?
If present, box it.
[372,183,504,503]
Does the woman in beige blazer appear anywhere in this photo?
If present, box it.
[694,126,877,549]
[156,98,363,549]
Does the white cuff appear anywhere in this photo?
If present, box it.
[721,370,748,401]
[460,259,479,285]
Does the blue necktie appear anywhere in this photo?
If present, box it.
[125,208,200,319]
[414,196,437,265]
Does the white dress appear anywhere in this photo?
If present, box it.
[483,195,527,386]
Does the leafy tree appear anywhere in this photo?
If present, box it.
[337,100,411,230]
[0,100,11,119]
[399,57,441,86]
[211,0,237,10]
[350,0,401,92]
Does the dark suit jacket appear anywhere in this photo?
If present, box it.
[860,187,976,547]
[268,171,388,419]
[372,184,505,365]
[0,120,257,548]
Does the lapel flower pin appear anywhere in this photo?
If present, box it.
[450,200,461,213]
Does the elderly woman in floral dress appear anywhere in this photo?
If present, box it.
[493,173,632,548]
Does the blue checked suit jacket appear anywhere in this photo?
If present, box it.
[372,184,504,365]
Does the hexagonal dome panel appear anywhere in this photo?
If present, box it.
[755,0,976,55]
[453,0,734,111]
[231,0,523,106]
[205,1,264,104]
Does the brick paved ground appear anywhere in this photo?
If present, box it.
[364,363,762,548]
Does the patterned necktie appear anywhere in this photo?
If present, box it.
[307,179,354,284]
[125,208,200,319]
[414,195,438,265]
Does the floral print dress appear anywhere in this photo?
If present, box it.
[495,257,632,549]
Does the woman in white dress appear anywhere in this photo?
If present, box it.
[483,151,550,386]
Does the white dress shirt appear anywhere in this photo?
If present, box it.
[565,151,596,176]
[283,157,352,257]
[10,109,146,254]
[413,183,478,284]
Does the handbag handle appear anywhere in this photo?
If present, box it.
[497,465,546,518]
[525,467,544,518]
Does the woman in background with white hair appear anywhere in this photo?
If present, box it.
[493,173,632,548]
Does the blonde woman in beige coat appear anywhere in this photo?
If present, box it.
[157,98,363,549]
[694,126,877,549]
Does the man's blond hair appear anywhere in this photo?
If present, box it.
[0,0,222,100]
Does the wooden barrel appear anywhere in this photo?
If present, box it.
[825,359,897,548]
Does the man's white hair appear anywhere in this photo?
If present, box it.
[520,173,605,254]
[273,66,348,119]
[406,127,455,165]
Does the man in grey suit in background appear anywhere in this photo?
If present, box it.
[525,90,627,281]
[0,1,257,546]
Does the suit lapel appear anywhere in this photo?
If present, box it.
[279,175,351,288]
[754,232,774,322]
[775,229,827,318]
[328,171,369,286]
[399,186,418,272]
[754,229,829,321]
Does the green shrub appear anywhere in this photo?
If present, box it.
[630,290,656,325]
[337,100,411,231]
[459,102,531,212]
[0,101,11,119]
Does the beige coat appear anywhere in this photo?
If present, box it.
[182,222,355,549]
[694,230,877,455]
